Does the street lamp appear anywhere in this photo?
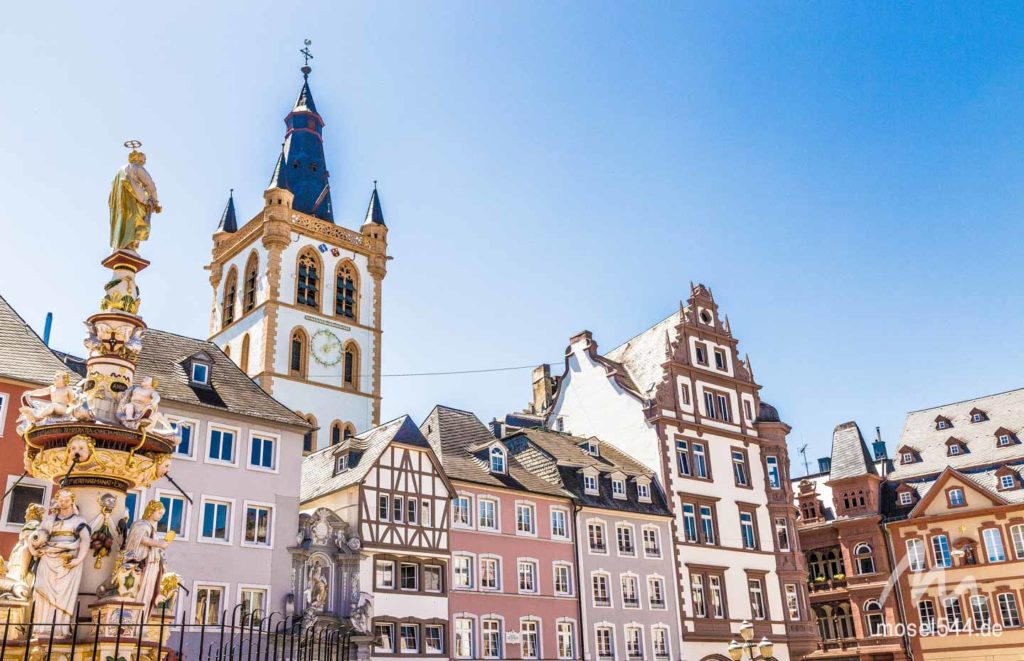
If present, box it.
[728,621,774,661]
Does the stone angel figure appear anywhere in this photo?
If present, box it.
[17,371,89,432]
[109,147,161,252]
[116,377,174,434]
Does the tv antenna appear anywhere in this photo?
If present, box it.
[798,444,810,476]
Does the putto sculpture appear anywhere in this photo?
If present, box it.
[17,371,88,431]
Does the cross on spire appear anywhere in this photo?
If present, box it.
[300,39,314,73]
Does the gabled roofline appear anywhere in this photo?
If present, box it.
[906,465,1008,518]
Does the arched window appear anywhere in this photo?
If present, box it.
[240,334,250,374]
[854,543,875,575]
[224,345,231,359]
[243,251,259,312]
[335,260,359,321]
[342,341,360,390]
[863,600,884,636]
[826,548,844,579]
[290,328,308,377]
[296,249,321,310]
[222,267,238,328]
[330,421,342,446]
[343,423,356,441]
[302,413,318,454]
[489,446,506,474]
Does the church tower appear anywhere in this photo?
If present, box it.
[207,56,387,452]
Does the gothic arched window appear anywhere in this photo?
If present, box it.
[335,260,359,321]
[290,328,308,378]
[302,413,318,454]
[296,249,321,310]
[243,251,259,312]
[343,423,356,441]
[330,421,342,446]
[854,543,875,575]
[343,341,360,390]
[240,334,250,374]
[222,267,238,328]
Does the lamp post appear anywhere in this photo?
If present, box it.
[728,621,775,661]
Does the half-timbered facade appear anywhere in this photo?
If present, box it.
[301,416,454,659]
[536,284,817,661]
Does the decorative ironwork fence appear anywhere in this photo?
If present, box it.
[0,600,355,661]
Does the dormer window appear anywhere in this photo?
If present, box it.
[191,362,209,384]
[334,453,349,475]
[489,446,506,474]
[898,446,919,465]
[898,491,913,506]
[935,416,952,431]
[945,437,967,457]
[611,478,626,499]
[583,472,598,495]
[949,444,960,455]
[901,452,914,464]
[637,481,651,503]
[586,441,599,457]
[1000,474,1016,491]
[995,428,1017,447]
[999,434,1011,446]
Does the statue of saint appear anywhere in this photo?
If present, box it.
[30,489,91,638]
[123,500,171,622]
[109,148,161,252]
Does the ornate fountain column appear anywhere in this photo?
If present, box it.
[10,142,180,658]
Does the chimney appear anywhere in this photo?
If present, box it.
[531,364,553,413]
[818,457,832,474]
[872,426,888,461]
[489,418,504,439]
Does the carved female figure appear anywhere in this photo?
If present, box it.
[30,490,91,637]
[123,500,171,622]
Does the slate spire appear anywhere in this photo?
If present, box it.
[266,63,334,222]
[217,189,238,233]
[363,181,385,226]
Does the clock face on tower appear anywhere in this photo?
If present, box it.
[310,329,343,367]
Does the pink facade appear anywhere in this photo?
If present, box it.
[448,483,580,660]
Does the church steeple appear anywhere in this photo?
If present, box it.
[267,60,334,223]
[216,189,238,233]
[363,182,385,226]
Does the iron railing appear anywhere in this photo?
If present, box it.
[0,600,355,661]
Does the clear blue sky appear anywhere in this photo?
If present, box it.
[2,2,1022,471]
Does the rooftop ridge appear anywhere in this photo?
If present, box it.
[904,386,1024,414]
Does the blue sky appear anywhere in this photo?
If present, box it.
[1,2,1022,470]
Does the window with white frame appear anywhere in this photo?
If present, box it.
[518,559,538,593]
[551,508,569,539]
[478,498,497,530]
[749,578,767,620]
[207,426,236,464]
[775,517,791,551]
[190,361,210,386]
[588,521,607,553]
[249,433,276,470]
[0,392,7,436]
[454,618,473,658]
[931,534,952,568]
[709,575,725,617]
[899,491,913,506]
[200,498,231,543]
[516,503,536,534]
[691,574,706,616]
[583,472,598,494]
[785,583,801,620]
[642,526,661,557]
[554,563,572,595]
[377,494,389,521]
[617,523,635,555]
[407,497,417,525]
[611,478,626,499]
[374,623,394,654]
[637,481,651,502]
[1,477,47,529]
[918,600,936,632]
[453,555,473,589]
[482,619,501,659]
[480,557,499,590]
[971,595,992,629]
[740,511,757,549]
[906,538,926,571]
[948,488,966,507]
[984,528,1007,562]
[453,495,471,527]
[595,626,614,660]
[243,503,272,546]
[998,593,1022,627]
[157,492,188,537]
[171,418,196,457]
[1011,524,1024,559]
[621,574,640,607]
[999,434,1011,446]
[124,491,140,526]
[194,584,225,624]
[424,565,442,593]
[592,573,611,606]
[520,620,539,659]
[625,625,644,660]
[240,587,267,619]
[556,621,575,659]
[864,600,885,635]
[489,446,506,474]
[421,501,431,527]
[400,563,418,590]
[1001,474,1016,490]
[732,450,749,486]
[375,560,395,589]
[648,575,667,609]
[424,624,444,655]
[400,624,419,654]
[393,496,403,523]
[766,455,781,489]
[945,596,965,630]
[652,626,670,660]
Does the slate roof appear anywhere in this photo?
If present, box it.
[828,421,878,481]
[302,415,425,503]
[888,387,1024,480]
[603,311,680,398]
[511,428,673,516]
[363,186,385,226]
[293,78,319,115]
[419,406,568,498]
[217,191,238,233]
[58,329,308,429]
[0,294,72,386]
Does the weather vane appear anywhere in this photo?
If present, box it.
[301,39,314,67]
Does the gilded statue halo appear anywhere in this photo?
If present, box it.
[123,139,143,150]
